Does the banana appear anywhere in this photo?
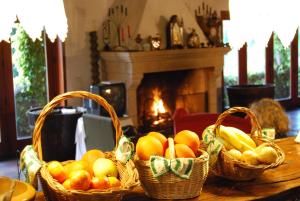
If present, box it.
[226,127,257,149]
[216,136,235,150]
[218,126,254,152]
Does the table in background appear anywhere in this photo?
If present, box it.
[35,137,300,201]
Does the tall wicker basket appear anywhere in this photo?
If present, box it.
[134,138,209,199]
[32,91,139,201]
[210,107,285,181]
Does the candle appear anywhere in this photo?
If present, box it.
[121,26,125,42]
[125,7,127,16]
[111,8,114,15]
[108,8,111,17]
[127,25,131,38]
[195,9,197,16]
[121,5,124,13]
[198,6,200,14]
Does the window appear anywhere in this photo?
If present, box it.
[273,33,291,99]
[247,39,266,84]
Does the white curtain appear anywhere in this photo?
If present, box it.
[227,0,300,50]
[0,0,68,42]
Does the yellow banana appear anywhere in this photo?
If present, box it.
[226,126,257,149]
[216,136,235,150]
[218,126,254,152]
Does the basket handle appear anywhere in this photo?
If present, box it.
[32,91,123,161]
[213,107,262,138]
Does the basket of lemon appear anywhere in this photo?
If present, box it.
[134,130,209,199]
[202,107,285,181]
[32,91,139,201]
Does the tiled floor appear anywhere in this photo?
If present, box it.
[0,108,300,180]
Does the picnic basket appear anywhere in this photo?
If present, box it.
[32,91,139,201]
[134,137,209,199]
[208,107,285,181]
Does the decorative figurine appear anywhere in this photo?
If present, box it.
[166,15,184,49]
[187,29,200,48]
[150,34,162,50]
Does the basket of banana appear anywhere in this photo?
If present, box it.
[202,107,285,181]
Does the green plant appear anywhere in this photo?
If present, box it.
[248,72,265,85]
[11,24,47,138]
[273,34,291,99]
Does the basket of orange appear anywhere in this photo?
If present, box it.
[134,130,209,199]
[32,91,139,201]
[202,107,285,181]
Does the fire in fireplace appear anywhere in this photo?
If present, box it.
[137,69,208,135]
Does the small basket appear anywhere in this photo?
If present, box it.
[32,91,139,201]
[134,138,209,199]
[211,107,285,181]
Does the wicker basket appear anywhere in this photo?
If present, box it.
[32,91,139,201]
[211,107,285,181]
[134,138,209,199]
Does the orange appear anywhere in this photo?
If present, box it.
[69,170,91,191]
[136,135,164,160]
[174,130,200,154]
[107,176,121,188]
[147,132,168,153]
[174,144,196,158]
[81,149,105,170]
[62,179,71,190]
[64,160,92,178]
[47,161,67,183]
[90,176,109,189]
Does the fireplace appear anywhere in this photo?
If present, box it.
[100,47,230,134]
[137,69,210,134]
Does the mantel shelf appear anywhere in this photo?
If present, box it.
[100,47,230,62]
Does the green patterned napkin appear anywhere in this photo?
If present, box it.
[20,145,43,188]
[202,125,223,166]
[150,156,194,179]
[116,136,134,164]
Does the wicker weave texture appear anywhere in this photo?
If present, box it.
[211,107,285,181]
[134,138,209,199]
[32,91,139,201]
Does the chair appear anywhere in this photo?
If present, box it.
[82,113,116,151]
[173,108,252,138]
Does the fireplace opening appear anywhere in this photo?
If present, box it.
[137,69,209,135]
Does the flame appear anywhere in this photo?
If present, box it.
[151,88,166,116]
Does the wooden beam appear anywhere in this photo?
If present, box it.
[266,33,274,84]
[238,43,247,84]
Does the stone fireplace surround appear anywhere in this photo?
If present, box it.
[100,47,230,126]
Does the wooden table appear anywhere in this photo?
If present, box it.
[35,137,300,201]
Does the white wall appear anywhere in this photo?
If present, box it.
[63,0,228,97]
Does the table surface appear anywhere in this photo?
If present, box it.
[35,137,300,201]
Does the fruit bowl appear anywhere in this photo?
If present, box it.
[0,177,36,201]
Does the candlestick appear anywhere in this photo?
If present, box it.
[127,25,131,38]
[125,8,127,16]
[121,26,125,42]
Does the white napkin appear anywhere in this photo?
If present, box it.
[75,117,87,160]
[295,130,300,143]
[61,108,76,114]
